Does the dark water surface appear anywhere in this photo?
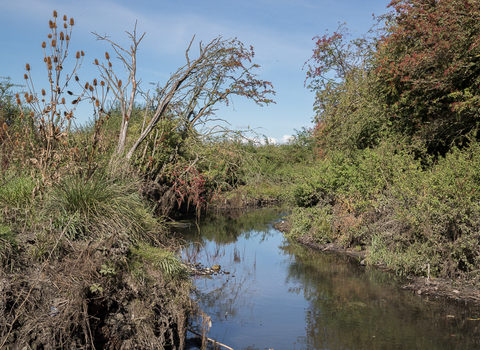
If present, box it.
[177,208,480,350]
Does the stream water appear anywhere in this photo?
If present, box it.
[176,208,480,350]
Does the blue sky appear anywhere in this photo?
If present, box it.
[1,0,389,143]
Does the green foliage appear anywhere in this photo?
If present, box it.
[0,173,36,210]
[287,206,334,244]
[129,243,187,280]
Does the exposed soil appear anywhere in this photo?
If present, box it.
[273,220,480,306]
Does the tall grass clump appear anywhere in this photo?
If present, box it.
[44,172,160,242]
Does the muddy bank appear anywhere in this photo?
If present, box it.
[273,220,480,306]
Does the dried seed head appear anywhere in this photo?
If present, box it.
[75,76,79,81]
[42,41,46,48]
[53,10,58,18]
[76,51,80,59]
[29,94,34,102]
[24,73,28,80]
[24,92,29,98]
[63,15,67,21]
[93,79,98,86]
[62,97,65,104]
[85,82,89,89]
[30,111,35,117]
[95,100,100,107]
[60,31,64,40]
[15,93,19,98]
[49,20,54,29]
[81,51,85,56]
[42,89,46,96]
[47,56,52,64]
[2,123,7,131]
[118,80,122,88]
[16,98,21,105]
[89,85,94,92]
[108,62,112,68]
[53,56,58,63]
[66,34,70,41]
[48,34,52,39]
[48,63,53,71]
[105,52,110,60]
[70,18,74,26]
[100,80,105,86]
[51,39,56,47]
[94,58,99,65]
[26,63,31,71]
[44,57,47,63]
[64,23,67,29]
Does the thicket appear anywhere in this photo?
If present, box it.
[286,0,480,286]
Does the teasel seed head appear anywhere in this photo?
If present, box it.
[48,63,53,71]
[70,18,74,26]
[85,82,89,89]
[95,100,100,107]
[108,62,112,68]
[75,76,79,81]
[44,57,47,63]
[105,52,110,60]
[16,98,21,105]
[24,74,28,80]
[63,15,67,21]
[47,56,52,64]
[51,39,56,47]
[42,89,46,96]
[76,51,80,59]
[81,51,85,56]
[89,85,94,92]
[93,78,98,86]
[2,123,7,131]
[118,80,122,88]
[66,35,70,41]
[30,111,34,117]
[64,23,67,29]
[53,10,58,18]
[100,81,105,86]
[24,92,29,98]
[48,34,52,39]
[42,41,46,48]
[49,20,54,29]
[62,97,65,104]
[94,58,99,65]
[53,56,58,63]
[60,31,64,40]
[26,63,31,71]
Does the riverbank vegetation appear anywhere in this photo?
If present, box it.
[3,0,480,347]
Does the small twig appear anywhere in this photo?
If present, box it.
[187,328,234,350]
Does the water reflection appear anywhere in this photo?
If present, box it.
[178,209,480,350]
